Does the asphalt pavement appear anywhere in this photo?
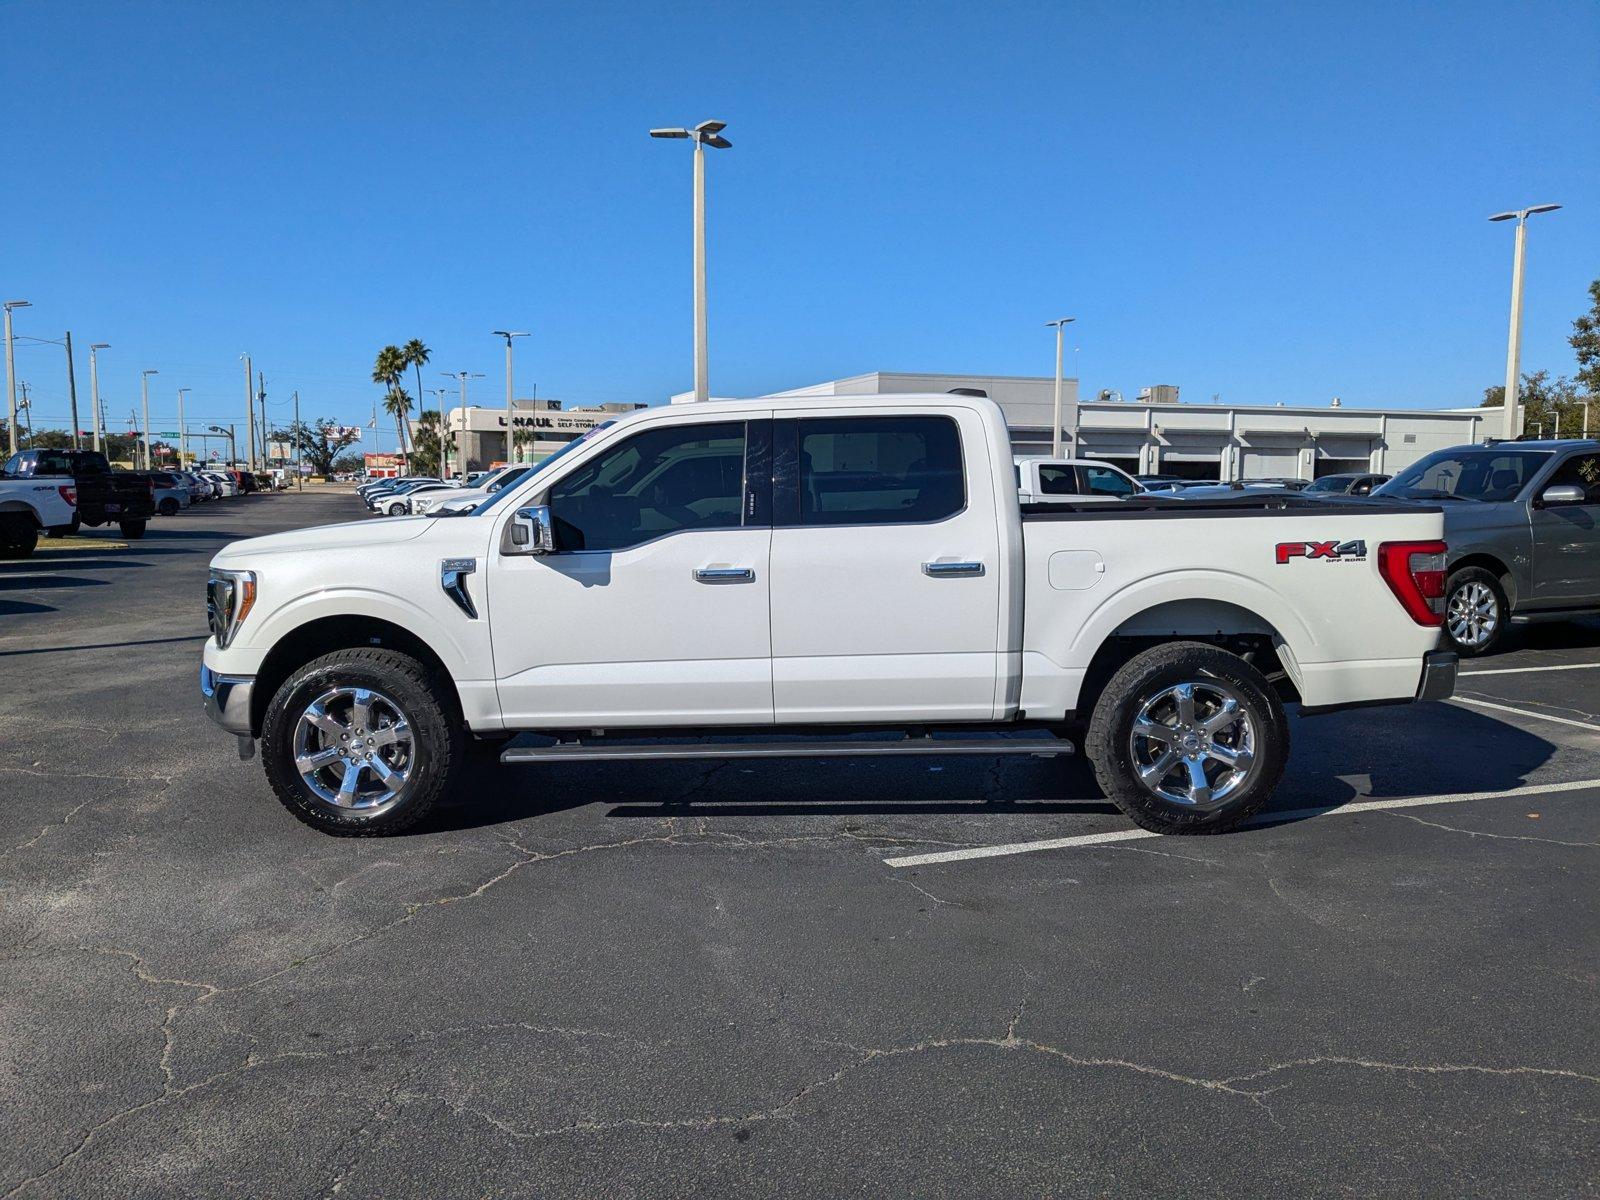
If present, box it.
[2,490,1597,1198]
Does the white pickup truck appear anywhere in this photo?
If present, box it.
[0,477,76,559]
[202,394,1456,837]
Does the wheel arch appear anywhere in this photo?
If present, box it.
[1448,552,1518,608]
[249,615,462,737]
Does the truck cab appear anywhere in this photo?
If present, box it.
[1014,455,1143,504]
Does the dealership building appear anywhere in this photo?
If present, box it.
[428,398,647,473]
[757,372,1492,480]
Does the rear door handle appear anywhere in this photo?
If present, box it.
[694,566,755,583]
[922,560,985,577]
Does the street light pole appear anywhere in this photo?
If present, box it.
[1045,317,1076,456]
[241,354,255,469]
[4,300,31,457]
[64,332,82,451]
[442,371,484,478]
[88,343,109,454]
[493,331,530,464]
[177,388,190,468]
[1489,204,1562,440]
[650,120,732,403]
[140,370,159,469]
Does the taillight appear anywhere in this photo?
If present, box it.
[1378,540,1448,627]
[58,486,77,506]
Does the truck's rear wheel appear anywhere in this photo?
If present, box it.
[1086,642,1288,835]
[0,516,38,560]
[119,519,147,539]
[1443,567,1507,657]
[261,647,464,836]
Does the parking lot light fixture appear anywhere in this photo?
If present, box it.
[442,371,484,477]
[5,300,31,459]
[140,369,160,470]
[177,388,191,468]
[493,331,530,464]
[650,119,731,403]
[1490,203,1562,440]
[1045,317,1076,456]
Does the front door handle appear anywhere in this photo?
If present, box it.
[694,566,755,583]
[922,560,985,577]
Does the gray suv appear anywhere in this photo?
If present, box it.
[1373,439,1600,655]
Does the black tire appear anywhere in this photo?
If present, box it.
[387,501,407,516]
[119,519,147,539]
[0,517,38,560]
[158,498,179,516]
[261,647,464,836]
[1085,641,1289,835]
[1442,566,1508,657]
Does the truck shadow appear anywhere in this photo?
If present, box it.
[422,702,1558,838]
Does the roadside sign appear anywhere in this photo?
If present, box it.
[210,450,219,459]
[298,464,312,474]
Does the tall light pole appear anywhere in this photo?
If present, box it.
[177,388,191,468]
[493,330,530,464]
[650,119,732,403]
[4,300,31,456]
[442,371,483,478]
[140,369,159,469]
[1045,317,1076,456]
[1489,203,1562,440]
[88,343,109,453]
[241,354,255,469]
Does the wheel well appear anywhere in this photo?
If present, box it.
[249,616,462,737]
[1073,600,1300,719]
[1449,553,1517,607]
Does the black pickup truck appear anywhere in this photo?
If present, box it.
[1,448,158,538]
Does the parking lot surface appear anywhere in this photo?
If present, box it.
[3,491,1598,1198]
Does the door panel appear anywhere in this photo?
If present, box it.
[1531,453,1600,605]
[768,411,1002,722]
[489,419,774,727]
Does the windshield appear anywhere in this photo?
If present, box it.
[462,422,619,516]
[1375,449,1551,502]
[1303,476,1348,493]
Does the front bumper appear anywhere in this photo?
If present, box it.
[1415,649,1457,702]
[201,663,255,736]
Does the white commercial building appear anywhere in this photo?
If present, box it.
[425,399,646,473]
[760,371,1492,481]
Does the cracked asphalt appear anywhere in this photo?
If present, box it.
[2,490,1598,1198]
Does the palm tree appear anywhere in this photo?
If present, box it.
[382,386,415,461]
[401,339,432,433]
[372,345,407,455]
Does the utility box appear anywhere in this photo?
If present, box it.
[1138,385,1181,405]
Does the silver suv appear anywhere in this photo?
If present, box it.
[1374,439,1600,655]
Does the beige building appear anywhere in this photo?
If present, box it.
[421,399,646,473]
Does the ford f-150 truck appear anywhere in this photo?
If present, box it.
[0,476,76,558]
[2,448,157,538]
[202,394,1456,837]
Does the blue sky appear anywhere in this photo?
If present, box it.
[3,0,1596,450]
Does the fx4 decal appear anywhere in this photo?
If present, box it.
[1275,539,1367,564]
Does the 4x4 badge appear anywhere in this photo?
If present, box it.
[1275,539,1367,564]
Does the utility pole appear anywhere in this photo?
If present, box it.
[292,389,302,490]
[140,369,159,469]
[4,300,30,457]
[1045,317,1076,456]
[64,332,82,450]
[177,388,190,468]
[1490,203,1562,440]
[241,354,255,469]
[649,120,731,402]
[493,330,530,464]
[88,343,109,453]
[18,381,32,445]
[257,371,268,467]
[441,371,483,478]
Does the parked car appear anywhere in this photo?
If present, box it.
[1373,439,1600,655]
[1303,472,1391,497]
[0,475,77,558]
[1134,474,1204,493]
[203,392,1455,838]
[1014,456,1144,503]
[367,479,458,516]
[142,471,194,516]
[2,448,157,538]
[201,470,240,498]
[416,465,538,516]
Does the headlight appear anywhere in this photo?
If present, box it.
[207,568,257,648]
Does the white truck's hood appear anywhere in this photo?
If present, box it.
[212,517,433,564]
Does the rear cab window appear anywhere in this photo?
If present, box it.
[786,415,964,525]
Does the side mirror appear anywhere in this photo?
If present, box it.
[1539,483,1587,507]
[506,504,556,555]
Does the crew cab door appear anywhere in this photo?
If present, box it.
[1530,451,1600,606]
[489,417,774,727]
[768,408,1004,721]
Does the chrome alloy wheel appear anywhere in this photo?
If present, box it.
[1128,680,1257,808]
[1447,581,1498,649]
[292,686,416,810]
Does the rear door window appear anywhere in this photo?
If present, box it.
[1036,464,1080,495]
[791,416,964,525]
[1080,465,1136,496]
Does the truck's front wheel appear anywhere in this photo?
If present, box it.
[1086,642,1288,835]
[261,647,464,836]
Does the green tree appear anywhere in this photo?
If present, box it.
[382,387,415,461]
[282,419,361,476]
[26,428,75,449]
[408,410,443,476]
[331,451,366,476]
[372,345,408,456]
[1481,371,1587,438]
[401,338,431,434]
[1571,278,1600,398]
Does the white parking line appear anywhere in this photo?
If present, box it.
[1460,662,1600,677]
[1450,696,1600,733]
[882,777,1600,869]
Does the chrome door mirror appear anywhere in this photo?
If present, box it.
[506,504,556,555]
[1539,483,1587,506]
